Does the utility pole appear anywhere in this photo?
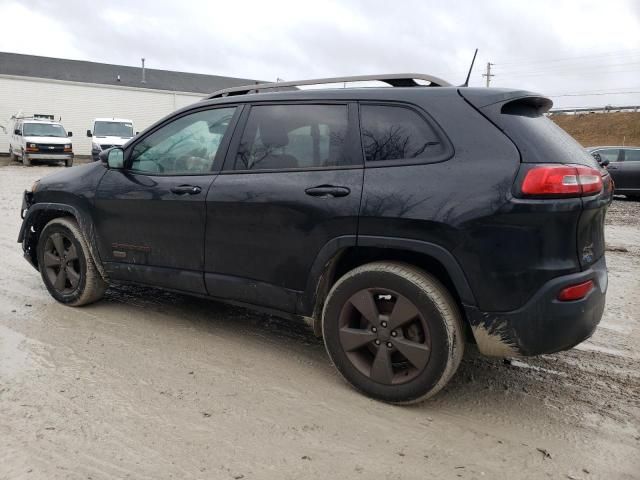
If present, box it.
[482,62,494,87]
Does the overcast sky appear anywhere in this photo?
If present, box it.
[1,0,639,109]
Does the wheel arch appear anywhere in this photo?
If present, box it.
[19,203,107,280]
[300,235,477,337]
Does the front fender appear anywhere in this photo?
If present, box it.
[18,202,106,279]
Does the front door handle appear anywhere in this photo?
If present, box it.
[171,185,202,195]
[305,185,351,198]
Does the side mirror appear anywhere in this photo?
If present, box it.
[14,129,20,135]
[102,148,124,169]
[67,131,73,137]
[135,131,140,136]
[86,130,92,138]
[601,159,610,167]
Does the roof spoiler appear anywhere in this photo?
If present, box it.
[207,73,452,99]
[459,88,552,112]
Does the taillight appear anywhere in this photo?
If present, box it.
[557,280,594,301]
[521,165,603,197]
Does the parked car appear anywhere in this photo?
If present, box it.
[18,74,613,403]
[87,118,135,161]
[587,146,640,198]
[9,116,74,167]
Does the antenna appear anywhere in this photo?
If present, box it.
[461,48,478,87]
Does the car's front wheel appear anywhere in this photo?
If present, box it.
[322,262,464,404]
[37,217,106,306]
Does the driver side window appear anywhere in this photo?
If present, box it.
[130,107,236,175]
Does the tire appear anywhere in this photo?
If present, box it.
[65,158,73,168]
[37,217,107,306]
[322,261,464,404]
[22,152,31,167]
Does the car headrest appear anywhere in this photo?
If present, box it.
[259,122,289,148]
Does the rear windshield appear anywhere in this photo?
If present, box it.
[495,106,597,166]
[464,95,598,167]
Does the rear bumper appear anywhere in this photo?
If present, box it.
[465,255,607,357]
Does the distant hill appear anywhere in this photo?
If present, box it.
[551,112,640,147]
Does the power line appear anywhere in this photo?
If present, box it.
[495,62,640,76]
[495,61,640,74]
[548,91,640,97]
[496,48,640,67]
[436,49,640,85]
[546,86,640,95]
[493,67,640,78]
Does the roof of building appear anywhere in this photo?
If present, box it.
[0,52,258,95]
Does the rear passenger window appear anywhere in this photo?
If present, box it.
[360,105,444,162]
[595,149,620,163]
[234,104,352,170]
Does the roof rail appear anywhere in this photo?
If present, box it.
[207,73,451,99]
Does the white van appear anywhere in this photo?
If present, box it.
[87,118,135,161]
[9,117,74,167]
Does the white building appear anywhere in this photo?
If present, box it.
[0,52,256,155]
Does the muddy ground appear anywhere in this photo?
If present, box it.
[0,162,638,480]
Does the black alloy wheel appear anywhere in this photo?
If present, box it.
[338,288,431,385]
[42,232,82,294]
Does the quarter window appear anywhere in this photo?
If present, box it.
[130,107,236,174]
[360,105,444,162]
[234,104,351,170]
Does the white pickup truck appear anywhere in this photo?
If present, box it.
[87,118,135,161]
[9,117,74,167]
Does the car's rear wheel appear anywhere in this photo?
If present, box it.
[322,262,464,404]
[37,217,106,306]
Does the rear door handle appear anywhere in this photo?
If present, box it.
[305,185,351,198]
[171,185,202,195]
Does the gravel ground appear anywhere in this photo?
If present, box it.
[0,164,638,480]
[606,195,640,227]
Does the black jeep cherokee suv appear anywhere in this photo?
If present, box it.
[18,75,612,403]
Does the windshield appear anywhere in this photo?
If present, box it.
[94,121,134,137]
[23,123,67,137]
